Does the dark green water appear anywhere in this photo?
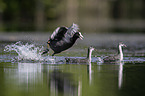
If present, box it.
[0,33,145,96]
[0,62,145,96]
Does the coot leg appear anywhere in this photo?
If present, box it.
[41,48,49,55]
[52,53,55,56]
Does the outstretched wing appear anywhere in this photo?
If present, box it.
[50,27,68,40]
[65,23,79,37]
[49,23,79,42]
[64,23,79,42]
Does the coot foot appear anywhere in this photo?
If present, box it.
[41,48,49,55]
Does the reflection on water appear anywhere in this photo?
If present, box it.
[1,61,145,96]
[2,62,80,96]
[86,62,94,85]
[88,61,124,89]
[118,62,124,89]
[49,70,78,96]
[17,63,42,90]
[88,62,92,85]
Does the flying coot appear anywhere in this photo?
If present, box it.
[42,23,83,56]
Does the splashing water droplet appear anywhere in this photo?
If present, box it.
[4,41,54,63]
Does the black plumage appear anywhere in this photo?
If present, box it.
[42,23,83,56]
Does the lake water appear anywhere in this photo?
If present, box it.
[0,33,145,96]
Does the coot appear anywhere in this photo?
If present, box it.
[42,23,83,56]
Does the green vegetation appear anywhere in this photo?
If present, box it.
[0,0,145,32]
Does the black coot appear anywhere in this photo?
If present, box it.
[42,23,83,56]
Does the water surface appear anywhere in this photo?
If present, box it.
[0,33,145,96]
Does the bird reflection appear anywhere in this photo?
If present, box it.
[87,62,92,85]
[49,70,78,96]
[118,61,124,89]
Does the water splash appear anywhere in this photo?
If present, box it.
[4,41,55,63]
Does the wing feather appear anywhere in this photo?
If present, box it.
[50,27,68,40]
[63,23,80,42]
[66,23,79,37]
[50,27,60,39]
[49,23,79,41]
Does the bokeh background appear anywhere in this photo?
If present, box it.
[0,0,145,33]
[0,1,145,96]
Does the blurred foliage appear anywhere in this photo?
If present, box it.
[0,0,145,32]
[0,0,6,12]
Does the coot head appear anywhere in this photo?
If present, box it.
[73,32,84,40]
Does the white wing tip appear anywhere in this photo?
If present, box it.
[72,23,79,30]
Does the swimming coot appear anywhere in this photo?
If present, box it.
[65,46,95,64]
[103,43,127,63]
[42,23,83,56]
